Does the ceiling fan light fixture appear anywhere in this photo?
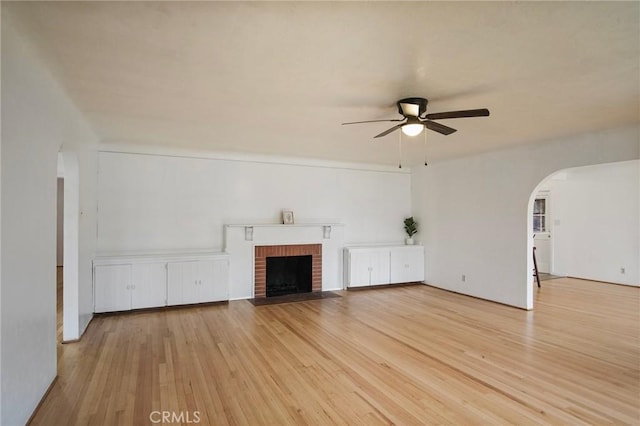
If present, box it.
[342,97,488,139]
[401,123,424,137]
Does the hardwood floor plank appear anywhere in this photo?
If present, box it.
[34,278,639,425]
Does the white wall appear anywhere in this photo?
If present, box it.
[96,149,412,298]
[544,160,639,286]
[97,150,412,253]
[75,147,99,338]
[0,11,99,425]
[58,148,98,342]
[0,43,3,425]
[412,125,639,309]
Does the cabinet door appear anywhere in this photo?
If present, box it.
[390,247,425,283]
[198,259,229,303]
[167,261,199,305]
[131,262,167,309]
[211,259,229,302]
[347,251,373,287]
[369,250,391,286]
[94,264,131,313]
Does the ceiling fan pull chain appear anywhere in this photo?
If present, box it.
[398,131,403,169]
[424,130,428,166]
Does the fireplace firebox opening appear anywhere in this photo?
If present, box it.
[254,244,322,298]
[266,255,312,297]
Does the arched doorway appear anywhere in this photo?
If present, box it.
[526,159,639,307]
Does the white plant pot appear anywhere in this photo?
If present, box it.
[405,237,414,245]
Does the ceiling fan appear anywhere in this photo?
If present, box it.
[342,97,490,138]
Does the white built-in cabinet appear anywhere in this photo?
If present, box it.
[94,264,133,313]
[344,245,424,288]
[93,252,229,313]
[167,260,228,305]
[95,263,168,312]
[389,246,425,284]
[346,248,391,287]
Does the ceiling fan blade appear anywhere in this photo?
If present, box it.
[424,120,457,135]
[424,108,490,120]
[342,119,404,125]
[374,124,404,138]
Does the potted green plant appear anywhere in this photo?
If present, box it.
[403,216,418,245]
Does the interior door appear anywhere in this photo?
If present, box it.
[533,196,551,274]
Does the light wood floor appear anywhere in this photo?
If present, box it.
[33,278,639,425]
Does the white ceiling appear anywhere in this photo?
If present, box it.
[6,1,640,166]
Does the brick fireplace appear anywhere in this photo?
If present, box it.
[254,244,322,298]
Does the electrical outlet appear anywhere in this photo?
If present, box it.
[461,274,466,282]
[620,267,626,274]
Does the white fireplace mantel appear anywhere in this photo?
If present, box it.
[224,223,345,299]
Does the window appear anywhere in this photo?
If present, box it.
[533,198,547,232]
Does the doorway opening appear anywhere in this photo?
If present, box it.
[526,160,639,308]
[58,152,81,342]
[56,177,64,342]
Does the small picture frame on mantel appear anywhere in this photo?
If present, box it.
[282,210,295,225]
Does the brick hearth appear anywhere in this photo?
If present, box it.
[254,244,322,298]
